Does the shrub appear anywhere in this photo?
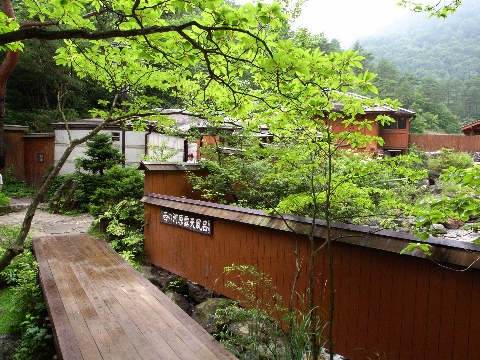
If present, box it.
[75,133,125,175]
[427,148,473,174]
[93,199,145,267]
[215,265,326,360]
[0,225,54,359]
[88,166,144,217]
[0,192,10,207]
[1,166,37,199]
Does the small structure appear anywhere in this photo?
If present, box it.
[141,166,480,360]
[0,125,54,187]
[460,119,480,136]
[327,96,415,156]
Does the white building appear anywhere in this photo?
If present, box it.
[53,111,202,175]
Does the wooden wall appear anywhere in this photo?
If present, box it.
[2,125,28,181]
[24,134,54,188]
[410,134,480,152]
[143,165,205,200]
[1,127,54,187]
[142,193,480,360]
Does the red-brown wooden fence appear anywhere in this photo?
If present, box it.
[141,167,480,360]
[410,134,480,152]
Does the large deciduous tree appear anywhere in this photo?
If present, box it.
[0,0,286,271]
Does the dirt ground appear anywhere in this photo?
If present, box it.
[0,198,94,237]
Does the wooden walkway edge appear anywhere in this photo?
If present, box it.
[33,234,236,360]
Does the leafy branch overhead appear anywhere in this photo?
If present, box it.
[397,0,462,18]
[2,0,286,106]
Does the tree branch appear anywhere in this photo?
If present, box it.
[0,21,271,49]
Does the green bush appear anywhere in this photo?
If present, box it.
[188,148,299,210]
[427,148,473,174]
[215,265,325,360]
[1,166,37,199]
[0,225,54,359]
[93,199,145,267]
[75,133,125,175]
[88,166,144,217]
[0,192,10,207]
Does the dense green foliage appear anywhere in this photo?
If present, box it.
[190,146,431,227]
[75,134,125,175]
[215,264,322,359]
[1,167,37,199]
[0,225,54,359]
[93,199,145,267]
[87,165,144,216]
[426,148,473,175]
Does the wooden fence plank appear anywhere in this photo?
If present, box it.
[424,263,444,359]
[467,273,480,359]
[365,249,382,359]
[387,256,406,359]
[398,257,418,360]
[452,270,473,360]
[438,268,458,359]
[377,252,394,357]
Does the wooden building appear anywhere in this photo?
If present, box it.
[327,101,415,156]
[0,125,54,187]
[460,119,480,136]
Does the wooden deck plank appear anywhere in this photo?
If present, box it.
[36,237,105,360]
[86,239,236,359]
[69,258,183,359]
[70,262,180,360]
[56,235,200,360]
[33,238,87,360]
[76,236,218,360]
[33,234,236,360]
[41,240,124,360]
[47,239,145,360]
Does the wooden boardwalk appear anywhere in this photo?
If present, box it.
[33,234,236,360]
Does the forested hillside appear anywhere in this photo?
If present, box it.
[4,0,478,134]
[358,0,480,133]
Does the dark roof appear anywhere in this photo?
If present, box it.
[51,109,205,131]
[460,119,480,132]
[138,162,202,171]
[333,93,416,116]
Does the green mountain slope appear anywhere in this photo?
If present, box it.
[359,0,480,80]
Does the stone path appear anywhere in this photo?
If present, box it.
[0,198,94,236]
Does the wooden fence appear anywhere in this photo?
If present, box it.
[141,177,480,360]
[410,134,480,152]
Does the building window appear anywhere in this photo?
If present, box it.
[382,118,407,130]
[37,153,44,163]
[111,132,120,141]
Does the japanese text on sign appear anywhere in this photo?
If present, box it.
[161,209,212,235]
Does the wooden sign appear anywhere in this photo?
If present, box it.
[161,209,212,235]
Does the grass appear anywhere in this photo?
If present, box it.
[0,287,23,334]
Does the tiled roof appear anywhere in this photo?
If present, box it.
[460,119,480,131]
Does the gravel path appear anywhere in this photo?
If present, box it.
[0,198,94,237]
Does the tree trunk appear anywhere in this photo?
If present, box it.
[0,0,20,170]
